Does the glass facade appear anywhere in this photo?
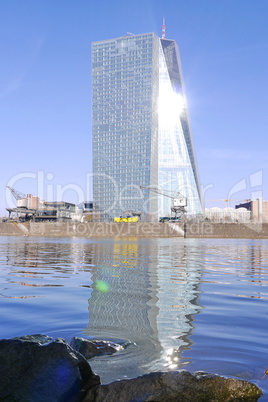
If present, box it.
[92,33,202,221]
[158,39,202,217]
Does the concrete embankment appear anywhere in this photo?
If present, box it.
[1,221,268,238]
[0,222,182,237]
[184,222,268,239]
[0,222,30,236]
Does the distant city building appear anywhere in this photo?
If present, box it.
[92,31,203,221]
[235,198,268,222]
[204,207,250,223]
[204,198,268,223]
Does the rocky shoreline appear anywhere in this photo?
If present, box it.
[0,335,263,401]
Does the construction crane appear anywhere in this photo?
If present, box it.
[7,186,26,201]
[237,199,251,204]
[140,186,187,218]
[206,199,234,208]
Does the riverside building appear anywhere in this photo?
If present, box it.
[92,30,203,221]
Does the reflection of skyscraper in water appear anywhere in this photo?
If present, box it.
[84,239,161,380]
[153,239,202,370]
[249,243,268,276]
[85,238,203,381]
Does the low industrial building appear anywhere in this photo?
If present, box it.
[34,201,76,221]
[235,198,268,222]
[204,198,267,223]
[6,188,95,222]
[204,207,250,223]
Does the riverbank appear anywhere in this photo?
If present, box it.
[1,221,268,238]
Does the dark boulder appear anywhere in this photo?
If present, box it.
[0,335,100,402]
[70,337,123,359]
[13,334,54,344]
[0,335,263,402]
[83,370,262,402]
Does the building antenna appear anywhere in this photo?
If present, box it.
[162,16,166,39]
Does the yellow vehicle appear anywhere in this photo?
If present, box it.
[114,211,140,223]
[114,215,139,223]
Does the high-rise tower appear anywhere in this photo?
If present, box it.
[92,32,202,221]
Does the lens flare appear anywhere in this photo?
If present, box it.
[95,280,110,293]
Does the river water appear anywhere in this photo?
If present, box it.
[0,236,268,399]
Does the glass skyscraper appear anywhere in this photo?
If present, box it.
[92,32,202,221]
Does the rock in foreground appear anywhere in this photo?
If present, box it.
[83,370,262,402]
[0,335,100,402]
[70,336,123,359]
[0,335,262,402]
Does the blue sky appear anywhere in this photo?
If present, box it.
[1,0,268,215]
